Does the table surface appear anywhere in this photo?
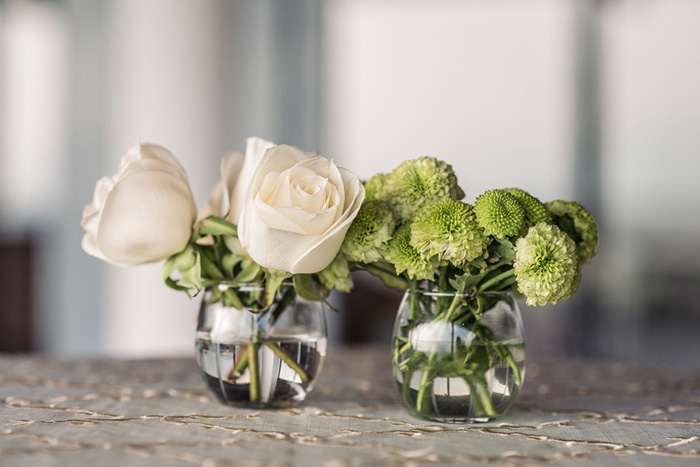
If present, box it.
[0,345,699,466]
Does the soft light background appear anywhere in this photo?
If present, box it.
[1,0,698,371]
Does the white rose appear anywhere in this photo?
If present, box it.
[199,137,275,254]
[200,137,275,223]
[239,144,365,274]
[81,142,197,266]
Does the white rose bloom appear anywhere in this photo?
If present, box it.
[200,137,276,223]
[239,144,365,274]
[81,142,197,266]
[200,137,275,254]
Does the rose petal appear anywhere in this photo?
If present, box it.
[120,143,189,184]
[229,137,275,224]
[289,175,364,273]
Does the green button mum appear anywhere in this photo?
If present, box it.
[546,200,598,264]
[410,198,488,268]
[341,200,395,263]
[318,254,353,293]
[514,223,578,306]
[474,189,526,238]
[385,224,438,281]
[377,157,465,223]
[363,173,386,201]
[504,188,552,224]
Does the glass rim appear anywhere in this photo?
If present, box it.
[406,289,513,298]
[212,281,294,293]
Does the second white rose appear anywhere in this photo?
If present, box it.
[239,144,365,274]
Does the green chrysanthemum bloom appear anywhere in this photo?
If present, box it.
[364,173,386,201]
[410,199,488,267]
[318,254,353,293]
[505,188,552,224]
[377,157,465,223]
[341,200,395,263]
[474,189,525,238]
[385,224,438,281]
[562,266,582,301]
[546,200,598,264]
[514,223,578,306]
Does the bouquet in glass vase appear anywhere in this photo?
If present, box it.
[81,137,365,407]
[339,157,598,422]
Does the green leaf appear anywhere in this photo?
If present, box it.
[448,271,483,294]
[495,238,516,263]
[258,270,291,312]
[197,216,238,237]
[161,246,202,297]
[363,263,411,290]
[221,254,239,276]
[293,274,326,302]
[234,262,261,283]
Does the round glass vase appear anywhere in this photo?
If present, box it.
[195,284,327,408]
[392,290,525,423]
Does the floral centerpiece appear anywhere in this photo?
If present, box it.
[81,137,364,406]
[337,157,599,421]
[81,138,597,416]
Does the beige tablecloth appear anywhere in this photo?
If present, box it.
[1,345,699,465]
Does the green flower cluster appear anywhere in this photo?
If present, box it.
[514,223,578,306]
[376,157,465,223]
[385,225,438,281]
[474,189,525,238]
[546,200,598,264]
[342,200,395,263]
[505,188,552,224]
[410,199,488,268]
[343,156,598,308]
[364,173,386,201]
[318,254,353,293]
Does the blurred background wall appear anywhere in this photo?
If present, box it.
[0,0,698,371]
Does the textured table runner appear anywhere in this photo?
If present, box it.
[1,345,699,465]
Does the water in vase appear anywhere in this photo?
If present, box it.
[196,336,327,407]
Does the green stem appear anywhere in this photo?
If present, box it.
[416,359,435,414]
[478,269,515,292]
[248,343,260,402]
[496,276,517,291]
[223,288,244,309]
[264,343,310,383]
[232,344,249,377]
[409,279,419,321]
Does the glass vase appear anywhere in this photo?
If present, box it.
[392,290,525,423]
[195,284,327,408]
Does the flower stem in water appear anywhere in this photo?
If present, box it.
[265,343,310,383]
[248,343,260,402]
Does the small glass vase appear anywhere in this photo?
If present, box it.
[195,284,327,408]
[392,290,525,423]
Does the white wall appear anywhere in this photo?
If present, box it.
[102,0,225,357]
[601,0,700,236]
[323,0,576,203]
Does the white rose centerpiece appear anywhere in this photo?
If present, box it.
[81,137,365,307]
